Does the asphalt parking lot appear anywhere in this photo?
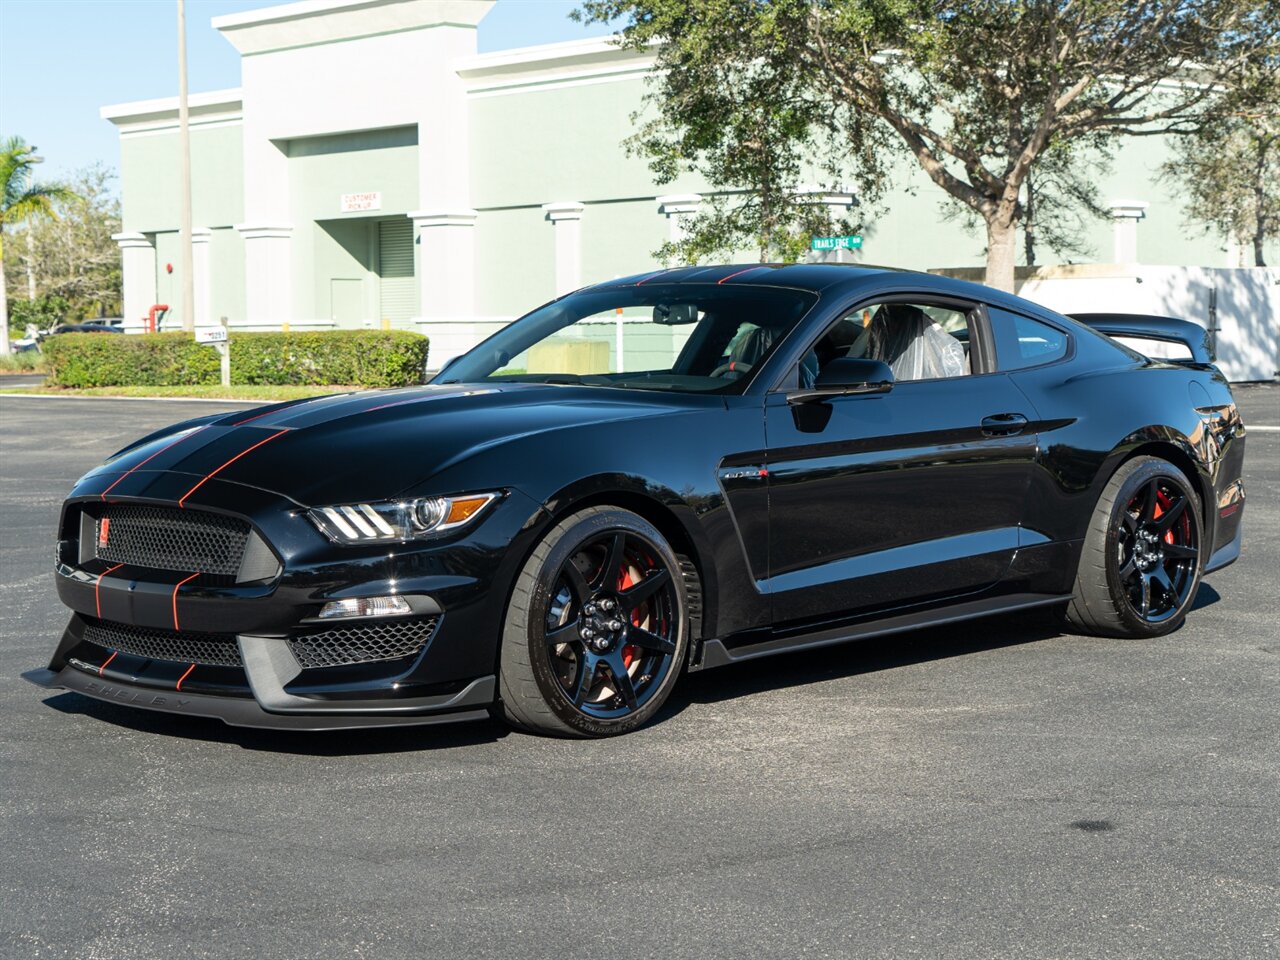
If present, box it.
[1,386,1277,960]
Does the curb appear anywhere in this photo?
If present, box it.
[0,392,264,405]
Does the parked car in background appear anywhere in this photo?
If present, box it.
[48,322,124,335]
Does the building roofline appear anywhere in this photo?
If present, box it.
[211,0,486,31]
[100,88,243,124]
[214,0,493,55]
[458,34,630,71]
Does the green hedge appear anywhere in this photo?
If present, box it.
[44,330,430,389]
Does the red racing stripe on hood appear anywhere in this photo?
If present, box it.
[101,427,209,501]
[177,429,290,508]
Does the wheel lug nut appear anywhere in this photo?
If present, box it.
[581,628,594,639]
[584,603,596,615]
[601,598,615,611]
[609,619,623,631]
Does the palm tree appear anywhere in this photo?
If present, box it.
[1,137,78,355]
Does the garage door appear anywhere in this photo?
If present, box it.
[378,219,417,327]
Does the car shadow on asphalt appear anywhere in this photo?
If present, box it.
[661,608,1068,716]
[664,584,1222,717]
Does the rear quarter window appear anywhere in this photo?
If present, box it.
[989,307,1069,370]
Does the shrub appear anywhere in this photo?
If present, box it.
[44,329,429,389]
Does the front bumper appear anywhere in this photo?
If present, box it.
[23,663,495,731]
[30,478,549,731]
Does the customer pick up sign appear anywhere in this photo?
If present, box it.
[341,192,382,213]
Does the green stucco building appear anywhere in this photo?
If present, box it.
[103,0,1275,370]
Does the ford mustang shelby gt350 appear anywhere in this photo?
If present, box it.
[25,265,1246,737]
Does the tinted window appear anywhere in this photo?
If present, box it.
[990,307,1069,370]
[802,301,972,386]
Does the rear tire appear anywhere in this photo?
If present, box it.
[1067,456,1203,638]
[498,506,688,737]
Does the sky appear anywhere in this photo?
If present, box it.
[0,0,618,181]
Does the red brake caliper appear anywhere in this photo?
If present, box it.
[1155,491,1175,545]
[618,566,638,668]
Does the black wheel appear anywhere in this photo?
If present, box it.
[1067,456,1203,638]
[498,506,688,737]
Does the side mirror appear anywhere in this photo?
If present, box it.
[787,357,894,404]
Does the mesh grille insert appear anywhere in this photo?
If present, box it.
[288,617,439,670]
[83,617,242,667]
[96,505,249,576]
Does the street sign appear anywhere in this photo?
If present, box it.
[195,326,227,345]
[811,235,863,251]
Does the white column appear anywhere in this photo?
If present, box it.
[1109,200,1149,264]
[236,223,293,326]
[410,210,479,369]
[656,194,703,245]
[542,202,585,295]
[112,232,157,332]
[411,210,477,317]
[191,227,213,327]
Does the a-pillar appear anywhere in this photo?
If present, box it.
[191,227,213,327]
[542,202,585,295]
[112,232,157,332]
[236,223,293,325]
[410,209,478,369]
[656,194,703,247]
[1109,200,1149,264]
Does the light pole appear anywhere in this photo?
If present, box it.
[176,0,195,333]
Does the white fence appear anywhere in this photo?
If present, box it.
[933,264,1279,382]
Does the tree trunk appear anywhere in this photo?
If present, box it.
[0,228,11,356]
[985,217,1018,293]
[1254,151,1268,267]
[1023,172,1037,267]
[25,228,36,300]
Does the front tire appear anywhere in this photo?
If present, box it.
[1067,456,1203,638]
[498,506,688,737]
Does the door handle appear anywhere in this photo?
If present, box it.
[981,413,1029,437]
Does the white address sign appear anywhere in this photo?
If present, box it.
[341,192,382,213]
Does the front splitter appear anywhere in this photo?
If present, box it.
[23,666,495,731]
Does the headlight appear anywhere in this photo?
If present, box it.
[307,492,500,544]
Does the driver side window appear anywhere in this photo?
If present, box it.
[803,301,973,386]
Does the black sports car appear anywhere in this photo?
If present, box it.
[25,265,1247,737]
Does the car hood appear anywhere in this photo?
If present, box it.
[85,383,710,507]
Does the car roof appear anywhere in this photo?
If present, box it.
[591,262,1076,324]
[597,263,897,292]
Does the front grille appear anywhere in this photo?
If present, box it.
[96,504,250,577]
[288,617,439,669]
[83,617,242,667]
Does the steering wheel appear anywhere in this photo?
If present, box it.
[710,361,752,379]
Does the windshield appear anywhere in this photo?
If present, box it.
[439,284,819,393]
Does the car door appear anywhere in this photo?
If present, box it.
[764,296,1039,628]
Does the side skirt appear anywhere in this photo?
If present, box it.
[696,592,1069,669]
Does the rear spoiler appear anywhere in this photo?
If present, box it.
[1069,313,1214,365]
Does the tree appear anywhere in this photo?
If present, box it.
[581,0,888,263]
[579,1,1280,291]
[6,165,122,318]
[1160,68,1279,266]
[1,137,78,354]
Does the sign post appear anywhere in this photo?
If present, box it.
[196,321,230,387]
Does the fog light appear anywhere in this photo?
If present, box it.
[318,596,411,620]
